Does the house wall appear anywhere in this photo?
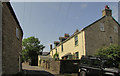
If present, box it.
[0,2,2,76]
[2,3,23,74]
[50,31,86,59]
[85,16,120,56]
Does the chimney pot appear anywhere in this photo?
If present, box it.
[102,5,112,17]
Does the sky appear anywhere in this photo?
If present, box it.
[10,2,118,52]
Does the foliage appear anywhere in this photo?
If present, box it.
[95,44,120,65]
[53,52,59,60]
[22,36,45,62]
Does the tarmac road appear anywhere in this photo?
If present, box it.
[22,63,56,76]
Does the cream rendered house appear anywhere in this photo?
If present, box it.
[49,5,120,60]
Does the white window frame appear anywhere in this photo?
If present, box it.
[75,35,78,46]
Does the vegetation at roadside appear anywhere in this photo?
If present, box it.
[22,36,45,62]
[53,52,59,60]
[95,44,120,68]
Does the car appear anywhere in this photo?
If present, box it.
[78,56,120,76]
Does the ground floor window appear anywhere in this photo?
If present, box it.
[62,55,72,60]
[75,52,79,59]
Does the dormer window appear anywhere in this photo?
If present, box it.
[100,23,104,31]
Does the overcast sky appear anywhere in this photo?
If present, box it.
[11,2,118,52]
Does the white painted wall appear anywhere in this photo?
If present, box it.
[0,2,2,76]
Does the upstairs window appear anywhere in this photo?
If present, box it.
[16,27,19,39]
[61,45,63,52]
[114,26,118,33]
[75,35,78,46]
[56,49,57,53]
[100,23,104,31]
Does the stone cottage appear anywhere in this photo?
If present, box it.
[49,5,120,60]
[0,2,23,75]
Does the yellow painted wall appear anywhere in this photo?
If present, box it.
[50,31,86,59]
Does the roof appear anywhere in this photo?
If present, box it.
[42,52,49,56]
[50,16,120,52]
[5,2,23,37]
[38,55,53,60]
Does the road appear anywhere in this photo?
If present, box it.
[22,63,56,76]
[22,63,77,76]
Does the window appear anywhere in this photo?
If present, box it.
[114,26,118,33]
[75,52,79,59]
[16,27,19,39]
[56,49,57,53]
[61,45,63,52]
[100,23,104,31]
[110,36,113,44]
[75,35,78,46]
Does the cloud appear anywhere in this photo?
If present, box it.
[80,3,88,8]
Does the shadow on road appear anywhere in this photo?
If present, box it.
[23,70,55,76]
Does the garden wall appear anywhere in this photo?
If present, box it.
[39,60,80,74]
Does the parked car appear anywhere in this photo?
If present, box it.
[78,56,120,76]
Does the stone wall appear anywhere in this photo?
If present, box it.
[2,3,23,74]
[85,16,120,56]
[0,2,2,76]
[60,60,80,74]
[39,60,80,74]
[49,60,60,74]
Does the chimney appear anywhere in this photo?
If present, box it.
[50,44,52,51]
[59,37,67,42]
[102,5,112,17]
[64,33,70,38]
[54,41,60,47]
[74,29,79,34]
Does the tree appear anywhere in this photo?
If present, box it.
[22,36,45,64]
[95,44,120,66]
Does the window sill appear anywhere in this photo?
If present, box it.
[75,44,78,47]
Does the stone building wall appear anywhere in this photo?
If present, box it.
[2,3,23,74]
[85,16,120,56]
[0,2,2,76]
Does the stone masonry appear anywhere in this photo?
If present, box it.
[0,2,23,75]
[0,2,2,76]
[85,16,120,55]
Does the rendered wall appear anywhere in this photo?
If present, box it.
[50,31,86,59]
